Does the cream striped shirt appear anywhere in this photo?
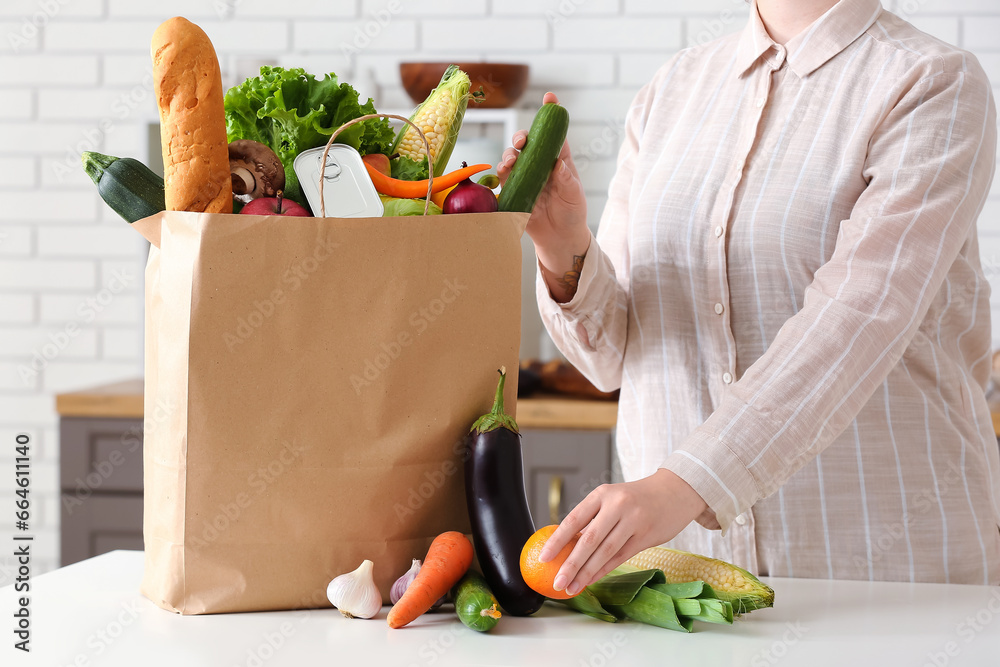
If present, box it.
[538,0,1000,584]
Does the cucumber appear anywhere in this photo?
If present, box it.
[82,151,165,223]
[497,102,570,214]
[452,571,502,632]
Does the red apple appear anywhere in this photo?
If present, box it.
[362,153,391,177]
[240,191,310,217]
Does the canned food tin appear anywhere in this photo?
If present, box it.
[293,144,384,218]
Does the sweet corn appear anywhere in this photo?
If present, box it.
[392,65,472,177]
[626,546,775,613]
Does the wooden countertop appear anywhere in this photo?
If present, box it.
[55,378,144,419]
[515,395,617,430]
[55,378,617,430]
[59,379,1000,436]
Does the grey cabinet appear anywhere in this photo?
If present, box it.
[520,429,617,527]
[59,417,145,566]
[58,417,617,566]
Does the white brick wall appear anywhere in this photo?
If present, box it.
[294,18,417,52]
[0,55,100,85]
[423,18,549,51]
[554,18,683,51]
[495,0,620,15]
[964,18,1000,51]
[367,0,488,16]
[0,0,104,16]
[0,295,35,323]
[0,226,32,256]
[0,0,998,583]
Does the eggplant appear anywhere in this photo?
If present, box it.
[464,367,546,616]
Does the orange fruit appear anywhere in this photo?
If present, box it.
[520,524,581,600]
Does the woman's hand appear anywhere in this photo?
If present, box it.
[539,469,714,596]
[498,92,591,303]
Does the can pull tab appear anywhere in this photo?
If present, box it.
[320,154,342,180]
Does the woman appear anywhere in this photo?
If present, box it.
[498,0,1000,596]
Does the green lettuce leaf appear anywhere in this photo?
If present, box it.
[225,66,395,207]
[378,194,441,216]
[390,155,429,181]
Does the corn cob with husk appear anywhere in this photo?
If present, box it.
[624,546,774,614]
[561,568,739,633]
[391,65,482,177]
[560,548,773,632]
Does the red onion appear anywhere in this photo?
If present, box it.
[443,162,499,214]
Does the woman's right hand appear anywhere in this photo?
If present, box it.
[498,92,591,303]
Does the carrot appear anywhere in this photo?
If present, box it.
[364,162,491,199]
[387,531,474,629]
[431,184,456,209]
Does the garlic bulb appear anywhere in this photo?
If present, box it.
[390,559,445,609]
[327,560,382,619]
[391,559,421,605]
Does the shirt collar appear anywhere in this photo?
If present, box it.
[735,0,883,78]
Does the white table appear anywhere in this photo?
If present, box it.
[3,550,998,666]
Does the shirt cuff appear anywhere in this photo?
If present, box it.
[535,229,613,323]
[660,430,761,534]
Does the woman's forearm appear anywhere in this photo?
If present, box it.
[534,226,593,304]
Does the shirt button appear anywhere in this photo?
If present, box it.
[734,514,747,526]
[714,225,724,237]
[723,372,733,384]
[714,303,724,315]
[755,97,765,108]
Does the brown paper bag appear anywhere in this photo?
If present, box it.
[132,209,528,614]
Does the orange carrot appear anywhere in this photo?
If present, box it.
[431,184,456,209]
[387,531,474,629]
[364,162,491,199]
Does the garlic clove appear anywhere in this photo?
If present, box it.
[390,559,422,605]
[389,558,447,610]
[327,560,383,619]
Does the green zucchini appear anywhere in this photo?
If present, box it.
[497,102,570,214]
[82,151,165,223]
[452,570,502,632]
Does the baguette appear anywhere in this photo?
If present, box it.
[151,17,232,213]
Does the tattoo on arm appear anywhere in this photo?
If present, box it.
[557,254,586,298]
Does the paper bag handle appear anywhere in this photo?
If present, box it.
[319,113,434,217]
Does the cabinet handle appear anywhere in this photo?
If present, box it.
[548,475,563,525]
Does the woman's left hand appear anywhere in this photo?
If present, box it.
[539,468,715,596]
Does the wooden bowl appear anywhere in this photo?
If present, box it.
[399,62,530,109]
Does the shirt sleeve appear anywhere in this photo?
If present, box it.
[662,52,998,532]
[535,78,658,392]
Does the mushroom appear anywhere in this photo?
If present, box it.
[228,140,285,201]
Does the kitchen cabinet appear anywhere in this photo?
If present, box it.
[56,380,618,566]
[521,429,617,526]
[56,382,146,568]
